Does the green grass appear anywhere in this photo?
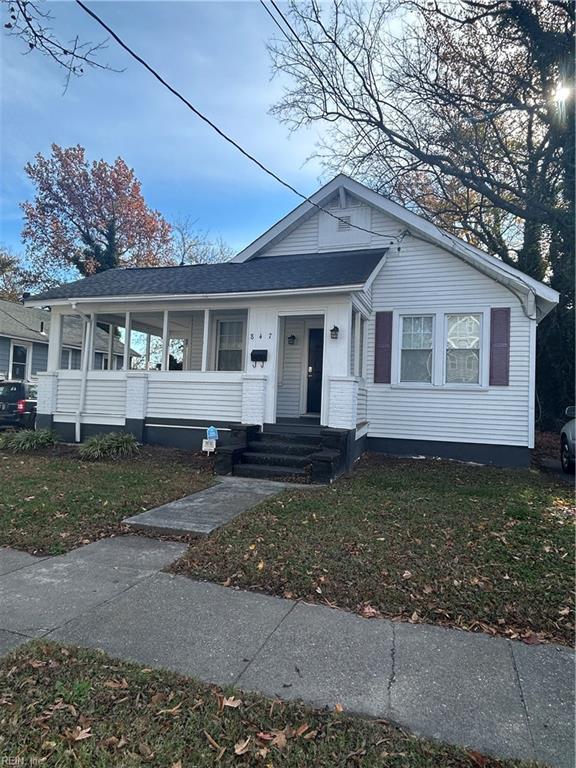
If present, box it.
[0,641,532,768]
[172,456,575,645]
[0,446,213,555]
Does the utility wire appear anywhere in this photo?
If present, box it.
[75,0,401,243]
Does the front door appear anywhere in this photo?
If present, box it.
[306,328,323,414]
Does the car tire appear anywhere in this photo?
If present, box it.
[560,436,574,474]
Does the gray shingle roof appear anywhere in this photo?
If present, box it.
[0,300,127,354]
[28,250,386,301]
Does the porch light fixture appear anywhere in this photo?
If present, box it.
[287,334,297,345]
[330,325,339,339]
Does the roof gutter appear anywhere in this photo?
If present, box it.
[24,283,367,308]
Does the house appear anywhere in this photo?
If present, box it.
[0,299,128,380]
[24,175,559,474]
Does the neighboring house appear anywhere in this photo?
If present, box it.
[0,299,128,380]
[25,175,558,472]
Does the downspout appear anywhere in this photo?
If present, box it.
[72,302,92,443]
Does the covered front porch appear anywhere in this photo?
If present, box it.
[35,293,369,450]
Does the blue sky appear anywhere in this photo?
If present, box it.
[0,1,325,255]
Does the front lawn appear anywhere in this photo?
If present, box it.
[0,641,530,768]
[0,446,213,554]
[172,456,574,645]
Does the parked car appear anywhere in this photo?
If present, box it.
[560,406,575,473]
[0,381,37,430]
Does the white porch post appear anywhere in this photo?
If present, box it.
[76,314,94,442]
[161,310,170,370]
[123,312,132,370]
[46,310,63,372]
[107,323,115,370]
[241,375,267,426]
[201,309,210,371]
[144,332,151,370]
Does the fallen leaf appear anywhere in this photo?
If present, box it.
[468,750,488,767]
[360,603,380,618]
[103,678,129,690]
[423,585,433,594]
[234,736,251,755]
[303,729,318,740]
[157,702,182,716]
[65,726,92,742]
[222,696,242,708]
[402,570,412,580]
[257,560,265,571]
[204,730,221,751]
[271,729,288,749]
[138,742,154,759]
[294,723,309,737]
[334,702,344,713]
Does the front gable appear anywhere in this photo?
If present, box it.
[260,195,404,258]
[234,175,558,321]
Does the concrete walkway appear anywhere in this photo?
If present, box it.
[122,476,310,535]
[0,538,573,768]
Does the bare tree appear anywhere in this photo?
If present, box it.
[171,216,233,265]
[269,0,574,423]
[2,0,117,88]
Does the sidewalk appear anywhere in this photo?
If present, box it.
[0,537,573,768]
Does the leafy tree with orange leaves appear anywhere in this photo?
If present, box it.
[22,144,174,279]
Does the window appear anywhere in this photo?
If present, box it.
[10,343,30,380]
[216,320,244,371]
[445,314,481,384]
[60,348,72,369]
[400,316,433,383]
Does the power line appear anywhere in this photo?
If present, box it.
[74,0,401,243]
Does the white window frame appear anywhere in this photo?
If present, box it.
[211,314,247,372]
[391,308,490,390]
[395,313,436,387]
[60,347,72,370]
[9,340,32,381]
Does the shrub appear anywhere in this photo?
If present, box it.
[0,429,56,453]
[79,432,140,461]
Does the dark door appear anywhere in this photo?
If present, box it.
[306,328,324,414]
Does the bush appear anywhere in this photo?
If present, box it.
[0,429,56,453]
[79,432,140,461]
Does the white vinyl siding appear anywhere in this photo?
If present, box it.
[259,203,404,257]
[55,374,126,416]
[147,376,242,421]
[366,238,533,447]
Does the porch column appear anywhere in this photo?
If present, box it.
[161,310,170,371]
[46,310,63,372]
[201,309,210,371]
[327,376,358,430]
[125,371,148,442]
[144,332,151,370]
[123,312,132,370]
[107,323,115,370]
[241,375,267,426]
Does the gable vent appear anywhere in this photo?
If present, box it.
[337,215,352,232]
